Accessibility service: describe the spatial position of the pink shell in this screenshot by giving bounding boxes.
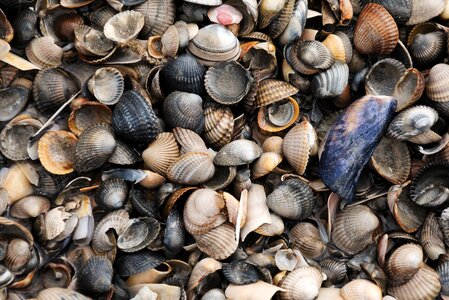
[208,4,243,25]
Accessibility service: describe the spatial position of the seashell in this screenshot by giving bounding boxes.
[311,61,349,99]
[254,212,284,236]
[254,79,298,108]
[116,250,164,278]
[204,61,251,105]
[183,188,226,235]
[36,287,90,300]
[437,260,449,296]
[174,21,197,47]
[160,53,206,95]
[365,59,406,96]
[142,132,180,176]
[277,0,308,46]
[133,0,176,37]
[202,289,226,300]
[222,260,260,285]
[193,222,237,260]
[322,32,353,64]
[319,95,397,201]
[45,207,72,241]
[203,105,234,150]
[87,67,124,105]
[240,185,271,240]
[108,140,140,165]
[282,119,318,175]
[274,249,299,271]
[388,264,441,300]
[167,152,215,185]
[60,0,95,8]
[257,96,299,133]
[163,91,205,134]
[225,281,284,300]
[103,11,145,43]
[33,68,79,117]
[425,63,449,103]
[10,195,50,219]
[92,209,131,252]
[74,123,116,173]
[408,29,446,68]
[369,136,410,185]
[293,40,335,74]
[252,152,283,179]
[258,0,286,29]
[290,222,326,259]
[213,139,262,166]
[208,4,243,25]
[370,0,411,24]
[262,136,283,154]
[38,130,77,175]
[392,68,425,112]
[161,25,179,58]
[11,8,37,49]
[25,37,62,68]
[77,256,113,296]
[203,165,237,191]
[353,3,399,56]
[420,212,445,260]
[4,238,31,273]
[68,98,112,137]
[331,205,379,255]
[410,162,449,207]
[118,217,160,253]
[74,25,114,58]
[173,127,208,154]
[407,0,446,25]
[279,266,323,300]
[0,164,34,205]
[267,0,295,39]
[320,257,347,285]
[112,90,160,145]
[440,207,449,247]
[95,177,128,211]
[164,209,185,258]
[340,279,382,300]
[266,178,314,220]
[147,35,164,59]
[41,260,73,288]
[385,243,423,284]
[0,84,29,122]
[188,257,222,292]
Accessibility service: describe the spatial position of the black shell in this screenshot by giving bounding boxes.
[116,250,164,276]
[77,256,113,296]
[112,90,160,145]
[11,8,37,48]
[163,91,205,134]
[95,177,128,210]
[130,189,158,218]
[163,209,185,259]
[222,260,260,285]
[410,162,449,207]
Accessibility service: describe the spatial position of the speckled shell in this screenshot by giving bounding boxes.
[203,105,234,150]
[311,61,349,99]
[279,266,323,300]
[142,132,180,176]
[167,152,215,185]
[193,222,238,260]
[134,0,176,37]
[254,79,298,108]
[425,63,449,103]
[319,95,397,201]
[163,91,205,134]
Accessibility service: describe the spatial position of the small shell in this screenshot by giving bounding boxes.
[262,136,283,154]
[173,127,208,154]
[311,61,349,99]
[163,91,205,134]
[322,33,353,64]
[440,207,449,247]
[203,105,234,150]
[147,36,164,59]
[193,222,238,260]
[420,212,446,260]
[258,0,287,28]
[10,195,51,219]
[410,162,449,207]
[385,243,423,284]
[161,25,179,58]
[296,40,335,73]
[4,238,31,273]
[167,152,215,185]
[208,4,243,25]
[142,132,180,176]
[213,139,262,166]
[241,185,271,241]
[118,217,160,253]
[87,67,124,105]
[95,178,128,211]
[38,131,78,175]
[92,209,131,252]
[108,140,140,165]
[104,11,145,43]
[340,279,382,300]
[289,222,326,259]
[267,0,295,39]
[225,281,284,300]
[257,97,300,133]
[74,25,114,57]
[68,98,112,137]
[77,256,113,295]
[25,37,62,68]
[279,266,323,300]
[392,68,425,112]
[425,63,449,103]
[0,85,29,122]
[320,257,347,284]
[365,59,406,96]
[254,79,298,108]
[274,249,299,271]
[254,212,284,236]
[116,250,164,277]
[45,207,72,241]
[222,260,260,285]
[387,106,439,141]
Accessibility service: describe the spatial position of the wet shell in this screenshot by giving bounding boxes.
[266,178,314,220]
[222,260,259,285]
[36,288,90,300]
[425,63,449,103]
[163,91,205,134]
[320,257,347,284]
[385,243,423,284]
[167,152,215,185]
[87,67,124,105]
[203,105,234,150]
[340,279,382,300]
[387,105,438,141]
[279,266,323,300]
[77,256,113,296]
[213,139,262,166]
[289,222,326,259]
[38,131,78,175]
[142,132,180,176]
[112,90,160,145]
[407,0,446,25]
[95,178,128,211]
[193,222,238,260]
[103,11,145,43]
[134,0,176,37]
[25,37,62,68]
[0,85,29,122]
[254,79,298,108]
[353,3,399,55]
[420,212,446,260]
[365,59,406,96]
[311,61,349,99]
[408,30,446,68]
[10,195,51,219]
[331,205,379,255]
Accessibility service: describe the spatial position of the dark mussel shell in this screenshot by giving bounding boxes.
[163,208,186,259]
[319,95,397,201]
[112,90,160,145]
[410,162,449,207]
[11,8,37,49]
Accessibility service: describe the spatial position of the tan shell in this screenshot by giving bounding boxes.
[252,152,283,179]
[254,212,285,236]
[25,37,63,68]
[225,281,285,300]
[194,222,238,260]
[134,0,176,37]
[142,132,180,176]
[289,222,326,259]
[420,212,445,260]
[407,0,446,25]
[10,195,51,219]
[36,287,90,300]
[103,11,145,43]
[262,136,283,154]
[167,152,215,185]
[386,243,423,284]
[392,68,425,112]
[279,266,323,300]
[92,209,131,253]
[87,67,124,105]
[322,32,352,64]
[45,207,72,240]
[147,36,164,59]
[188,257,222,292]
[425,63,449,103]
[223,192,247,228]
[257,97,300,133]
[38,130,78,175]
[340,279,382,300]
[258,0,287,29]
[173,127,208,154]
[241,184,272,241]
[254,79,299,108]
[203,105,234,150]
[1,164,33,205]
[5,238,31,273]
[68,98,112,137]
[161,25,180,58]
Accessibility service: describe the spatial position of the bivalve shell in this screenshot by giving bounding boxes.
[25,37,62,68]
[163,91,205,134]
[213,139,262,166]
[311,61,349,99]
[133,0,176,37]
[38,130,78,175]
[254,79,298,108]
[203,105,234,150]
[142,132,180,176]
[193,222,237,260]
[167,152,215,185]
[425,63,449,102]
[87,67,124,106]
[279,266,323,300]
[340,279,382,300]
[103,11,145,43]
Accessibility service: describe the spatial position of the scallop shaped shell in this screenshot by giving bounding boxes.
[392,68,425,112]
[108,140,140,165]
[160,53,206,95]
[10,195,51,219]
[87,67,124,105]
[161,25,179,58]
[371,0,411,24]
[92,209,130,252]
[36,288,90,300]
[33,68,79,116]
[365,59,406,96]
[407,0,446,25]
[74,123,116,173]
[167,152,215,185]
[163,91,205,134]
[254,212,284,236]
[258,0,286,28]
[254,79,298,108]
[409,31,446,68]
[203,105,234,150]
[45,207,72,241]
[340,279,382,300]
[420,212,446,260]
[425,63,449,103]
[60,0,95,8]
[354,3,399,55]
[68,99,112,137]
[369,136,410,184]
[104,11,145,43]
[385,243,423,283]
[133,0,176,37]
[25,37,62,68]
[193,222,238,260]
[440,207,449,247]
[311,61,349,99]
[266,178,314,220]
[142,132,180,176]
[112,90,160,145]
[331,205,379,255]
[279,266,323,300]
[38,130,78,175]
[4,238,31,273]
[116,250,164,277]
[437,260,449,296]
[74,25,114,57]
[298,40,335,71]
[267,0,295,39]
[118,217,160,253]
[387,105,439,141]
[289,222,326,259]
[77,256,113,295]
[205,61,251,105]
[95,177,128,211]
[213,139,262,166]
[173,127,208,154]
[320,257,347,284]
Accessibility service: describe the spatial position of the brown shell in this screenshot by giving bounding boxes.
[392,68,425,112]
[254,79,298,108]
[134,0,176,37]
[279,266,323,300]
[391,184,428,233]
[267,0,295,39]
[173,127,208,154]
[142,132,180,176]
[252,152,283,179]
[193,222,237,260]
[385,243,423,284]
[10,195,51,219]
[420,212,445,260]
[38,130,78,175]
[68,98,112,137]
[257,97,300,133]
[161,25,180,58]
[167,152,215,185]
[289,222,326,259]
[425,63,449,103]
[103,11,145,43]
[25,37,63,68]
[354,3,399,55]
[147,35,164,59]
[203,105,234,150]
[340,279,382,300]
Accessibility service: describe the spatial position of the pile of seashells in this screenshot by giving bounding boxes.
[0,0,448,299]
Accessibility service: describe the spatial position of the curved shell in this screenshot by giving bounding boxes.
[365,59,406,96]
[297,40,335,72]
[36,288,91,300]
[320,257,347,284]
[133,0,176,37]
[163,91,205,134]
[77,256,113,295]
[4,238,31,273]
[103,11,145,43]
[142,132,180,176]
[25,36,62,68]
[279,267,323,300]
[340,279,382,300]
[387,106,439,141]
[425,63,449,102]
[420,212,446,260]
[74,25,114,57]
[193,222,238,260]
[118,217,160,253]
[385,243,423,283]
[68,99,112,137]
[87,67,124,105]
[254,79,298,108]
[257,96,300,133]
[267,0,295,39]
[116,250,164,277]
[354,3,399,55]
[203,105,234,150]
[254,212,284,236]
[173,127,208,154]
[38,130,78,175]
[322,32,353,64]
[92,209,131,252]
[222,260,260,285]
[161,25,179,58]
[0,85,29,122]
[108,140,140,165]
[289,222,326,259]
[95,177,128,211]
[167,152,215,185]
[407,0,446,25]
[213,139,262,166]
[311,61,349,99]
[392,68,425,112]
[266,178,314,220]
[258,0,287,29]
[252,152,283,179]
[409,30,446,68]
[10,195,51,219]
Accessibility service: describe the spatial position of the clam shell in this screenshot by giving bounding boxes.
[204,61,251,105]
[116,250,164,277]
[10,195,51,219]
[274,249,299,271]
[147,35,164,59]
[188,257,222,291]
[142,132,180,176]
[173,127,208,154]
[164,209,185,258]
[298,40,335,71]
[89,6,116,30]
[322,33,353,64]
[266,178,314,220]
[77,256,113,295]
[68,99,112,137]
[279,266,323,300]
[331,205,379,255]
[225,281,284,300]
[4,238,31,273]
[167,152,215,185]
[407,0,446,25]
[60,0,95,7]
[95,177,128,211]
[410,162,449,207]
[385,243,423,284]
[163,91,205,134]
[365,59,406,96]
[320,257,347,284]
[45,207,72,241]
[222,260,259,285]
[420,212,445,260]
[25,37,62,68]
[203,165,237,191]
[112,90,160,145]
[257,96,300,133]
[371,0,411,24]
[425,63,449,103]
[161,25,179,58]
[208,4,243,25]
[354,3,399,55]
[261,136,283,154]
[252,152,283,179]
[409,30,446,68]
[38,130,78,175]
[440,207,449,247]
[74,25,114,57]
[290,222,326,259]
[392,68,425,112]
[340,279,382,300]
[74,123,116,173]
[213,139,262,166]
[92,209,131,253]
[108,140,140,165]
[203,105,234,150]
[254,212,284,236]
[134,0,176,37]
[267,0,295,39]
[118,217,160,253]
[277,0,308,46]
[104,11,145,43]
[36,287,90,300]
[258,0,287,29]
[193,222,237,260]
[254,79,298,108]
[87,67,124,105]
[437,260,449,296]
[311,61,349,99]
[0,85,29,122]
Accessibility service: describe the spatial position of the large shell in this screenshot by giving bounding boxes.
[258,0,287,29]
[193,222,238,260]
[167,152,215,185]
[74,25,114,58]
[289,222,326,259]
[142,132,180,176]
[118,217,160,253]
[163,91,205,134]
[103,11,145,43]
[213,139,262,166]
[279,266,323,300]
[322,32,353,64]
[311,61,349,99]
[320,257,347,285]
[353,3,399,55]
[133,0,176,37]
[385,243,423,284]
[25,36,62,68]
[112,90,160,145]
[407,0,446,25]
[392,68,425,112]
[77,256,113,296]
[254,79,298,108]
[266,178,314,220]
[331,205,379,255]
[38,130,78,175]
[425,63,449,103]
[293,40,335,74]
[365,59,406,96]
[87,67,124,105]
[340,279,382,300]
[408,29,446,68]
[319,95,397,201]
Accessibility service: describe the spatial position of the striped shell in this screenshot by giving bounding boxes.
[254,79,298,108]
[167,152,215,185]
[142,132,180,176]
